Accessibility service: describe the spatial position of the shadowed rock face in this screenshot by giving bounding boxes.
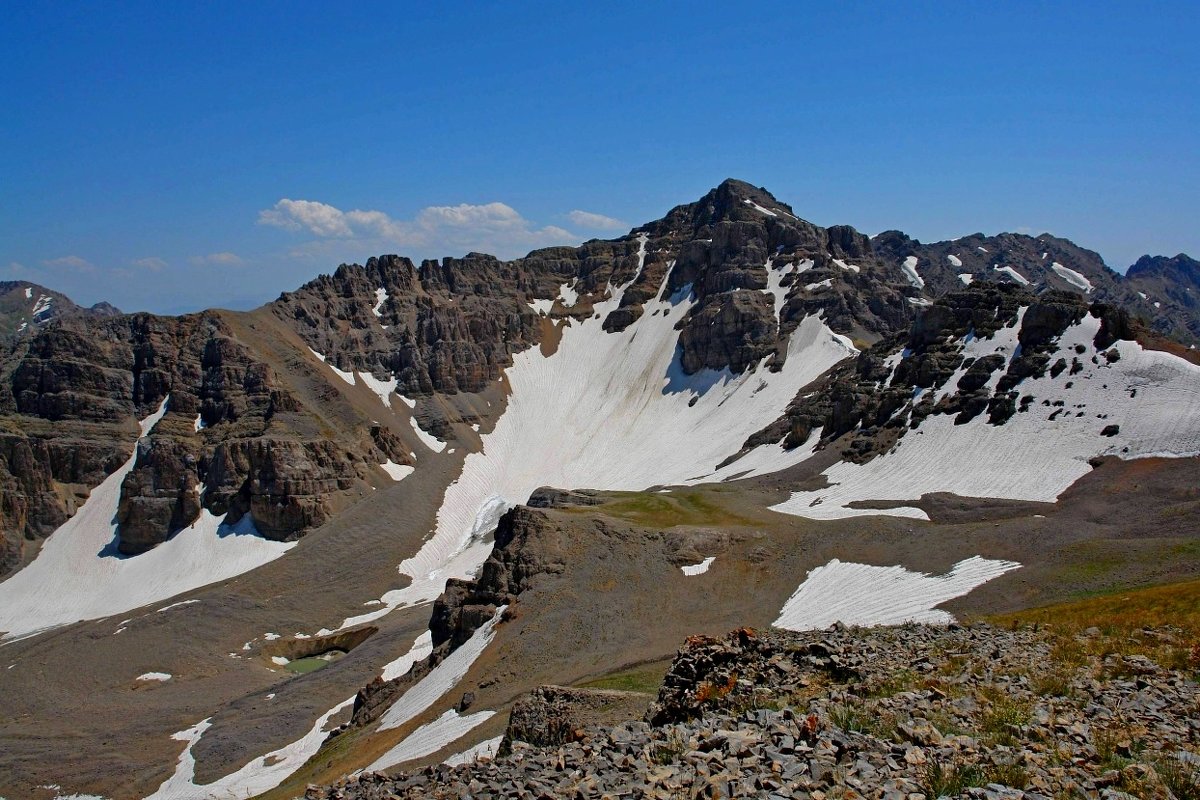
[0,310,384,568]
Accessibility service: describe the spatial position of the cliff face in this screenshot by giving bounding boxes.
[0,309,388,570]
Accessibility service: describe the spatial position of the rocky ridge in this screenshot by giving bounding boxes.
[4,179,1198,578]
[0,280,119,345]
[309,623,1200,800]
[0,309,394,573]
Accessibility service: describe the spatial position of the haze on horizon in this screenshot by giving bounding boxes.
[2,2,1197,315]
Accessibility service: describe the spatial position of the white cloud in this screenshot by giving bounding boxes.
[259,199,354,237]
[6,261,28,275]
[259,198,580,259]
[567,210,626,230]
[42,255,95,271]
[190,252,245,266]
[133,257,167,271]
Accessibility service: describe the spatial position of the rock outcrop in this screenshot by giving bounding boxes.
[310,623,1200,800]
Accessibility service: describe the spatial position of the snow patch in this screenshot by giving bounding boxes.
[23,287,32,299]
[380,461,415,482]
[805,278,833,291]
[372,287,388,318]
[377,608,505,732]
[559,281,579,308]
[773,556,1022,630]
[993,266,1031,286]
[0,400,295,641]
[444,735,503,767]
[369,709,496,772]
[1050,263,1093,293]
[742,198,778,217]
[833,259,860,274]
[409,416,447,453]
[901,256,925,289]
[309,348,355,384]
[358,371,399,408]
[958,273,974,286]
[137,672,172,682]
[681,556,715,576]
[145,698,354,800]
[156,600,199,613]
[527,299,555,315]
[977,246,989,253]
[771,313,1200,521]
[32,295,53,319]
[381,630,434,681]
[947,254,963,267]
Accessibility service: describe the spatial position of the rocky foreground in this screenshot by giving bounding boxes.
[308,622,1199,800]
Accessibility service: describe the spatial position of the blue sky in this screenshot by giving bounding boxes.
[2,2,1197,314]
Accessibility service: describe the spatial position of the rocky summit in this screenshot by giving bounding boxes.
[1,180,1198,800]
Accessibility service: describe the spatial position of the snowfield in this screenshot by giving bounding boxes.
[345,239,858,628]
[773,556,1021,630]
[771,312,1200,521]
[0,399,295,641]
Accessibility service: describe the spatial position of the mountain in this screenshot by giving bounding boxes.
[0,180,1198,800]
[0,280,120,344]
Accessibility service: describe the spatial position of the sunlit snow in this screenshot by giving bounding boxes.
[409,416,447,453]
[444,736,503,767]
[558,281,579,307]
[958,273,974,285]
[137,672,172,682]
[358,371,399,408]
[742,199,778,217]
[380,630,433,681]
[380,461,415,481]
[771,313,1200,521]
[0,400,295,640]
[145,698,354,800]
[336,241,855,634]
[681,556,715,576]
[993,266,1031,286]
[773,556,1021,630]
[1050,262,1093,293]
[947,255,963,267]
[901,256,925,289]
[368,709,496,773]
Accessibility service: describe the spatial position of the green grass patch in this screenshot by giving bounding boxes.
[578,661,670,694]
[283,651,345,674]
[568,488,753,529]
